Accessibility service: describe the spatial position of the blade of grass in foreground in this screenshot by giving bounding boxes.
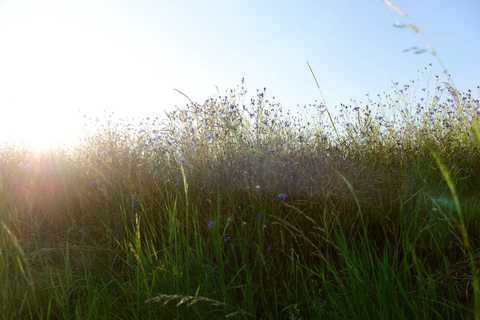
[425,138,479,319]
[307,61,338,138]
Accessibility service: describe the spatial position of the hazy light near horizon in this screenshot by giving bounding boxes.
[0,1,177,151]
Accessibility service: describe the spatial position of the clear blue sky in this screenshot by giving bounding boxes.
[0,0,478,148]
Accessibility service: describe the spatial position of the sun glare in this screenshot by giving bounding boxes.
[1,111,83,152]
[0,0,164,152]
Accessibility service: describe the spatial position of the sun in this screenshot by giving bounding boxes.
[0,0,178,153]
[0,1,117,152]
[0,111,83,152]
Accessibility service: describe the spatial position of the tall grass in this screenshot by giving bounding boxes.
[1,66,479,319]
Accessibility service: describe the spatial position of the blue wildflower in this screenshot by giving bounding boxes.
[278,193,286,199]
[179,157,185,164]
[208,221,215,228]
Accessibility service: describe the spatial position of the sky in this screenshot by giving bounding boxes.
[0,0,478,150]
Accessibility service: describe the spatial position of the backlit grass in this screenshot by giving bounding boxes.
[1,65,479,319]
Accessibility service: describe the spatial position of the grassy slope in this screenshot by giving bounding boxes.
[1,72,480,319]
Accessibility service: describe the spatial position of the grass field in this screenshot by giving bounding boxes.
[1,64,480,319]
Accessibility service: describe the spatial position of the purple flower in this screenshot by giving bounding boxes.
[91,181,97,185]
[179,157,185,164]
[257,211,264,219]
[208,221,215,228]
[165,180,170,184]
[206,134,212,139]
[278,193,286,199]
[269,149,275,153]
[224,236,230,242]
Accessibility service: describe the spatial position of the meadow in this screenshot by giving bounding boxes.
[1,66,480,319]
